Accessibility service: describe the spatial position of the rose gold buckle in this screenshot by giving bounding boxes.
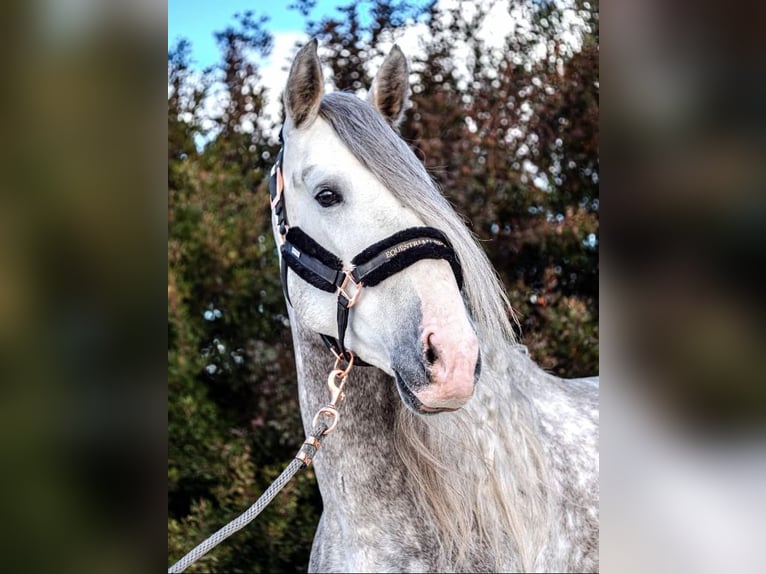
[337,271,363,307]
[270,166,284,210]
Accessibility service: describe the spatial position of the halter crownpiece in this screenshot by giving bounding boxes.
[268,130,463,362]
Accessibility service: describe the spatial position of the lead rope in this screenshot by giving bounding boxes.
[168,355,355,574]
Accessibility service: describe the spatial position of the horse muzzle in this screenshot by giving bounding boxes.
[393,324,481,415]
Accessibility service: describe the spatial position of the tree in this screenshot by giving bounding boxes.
[396,0,599,375]
[168,13,320,573]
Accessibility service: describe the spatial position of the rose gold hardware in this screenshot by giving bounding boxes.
[295,450,312,466]
[270,167,284,210]
[333,352,355,378]
[303,436,320,449]
[337,271,363,307]
[312,406,340,435]
[326,369,347,407]
[310,366,352,435]
[294,435,322,467]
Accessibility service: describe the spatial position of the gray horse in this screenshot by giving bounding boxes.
[273,40,598,573]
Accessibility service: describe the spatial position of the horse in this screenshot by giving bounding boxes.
[271,39,598,573]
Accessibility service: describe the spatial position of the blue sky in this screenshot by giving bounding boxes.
[168,0,345,70]
[168,0,524,141]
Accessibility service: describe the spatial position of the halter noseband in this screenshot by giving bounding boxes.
[268,130,463,362]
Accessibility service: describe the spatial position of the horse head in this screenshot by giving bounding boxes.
[275,39,480,414]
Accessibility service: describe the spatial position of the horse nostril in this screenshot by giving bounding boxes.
[425,334,438,366]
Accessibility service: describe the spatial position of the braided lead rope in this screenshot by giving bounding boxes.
[168,422,329,573]
[169,361,353,573]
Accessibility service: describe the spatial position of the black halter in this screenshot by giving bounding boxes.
[268,130,463,363]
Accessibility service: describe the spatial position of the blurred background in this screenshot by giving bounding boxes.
[167,1,597,571]
[2,0,764,572]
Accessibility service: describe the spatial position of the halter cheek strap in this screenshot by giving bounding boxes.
[269,136,463,362]
[281,228,343,293]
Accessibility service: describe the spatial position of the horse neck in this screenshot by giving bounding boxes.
[289,317,406,478]
[289,316,548,571]
[289,319,447,567]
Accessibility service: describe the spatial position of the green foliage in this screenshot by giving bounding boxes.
[399,0,599,376]
[168,15,317,571]
[168,1,599,571]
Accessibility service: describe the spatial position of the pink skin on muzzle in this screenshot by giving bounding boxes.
[412,265,479,411]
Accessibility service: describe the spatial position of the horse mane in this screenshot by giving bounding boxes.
[318,92,553,572]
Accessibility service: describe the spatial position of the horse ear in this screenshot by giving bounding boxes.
[284,39,324,129]
[367,45,409,129]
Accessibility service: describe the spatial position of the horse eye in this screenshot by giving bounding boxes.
[315,188,342,208]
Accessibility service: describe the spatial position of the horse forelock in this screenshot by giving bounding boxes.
[317,92,518,351]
